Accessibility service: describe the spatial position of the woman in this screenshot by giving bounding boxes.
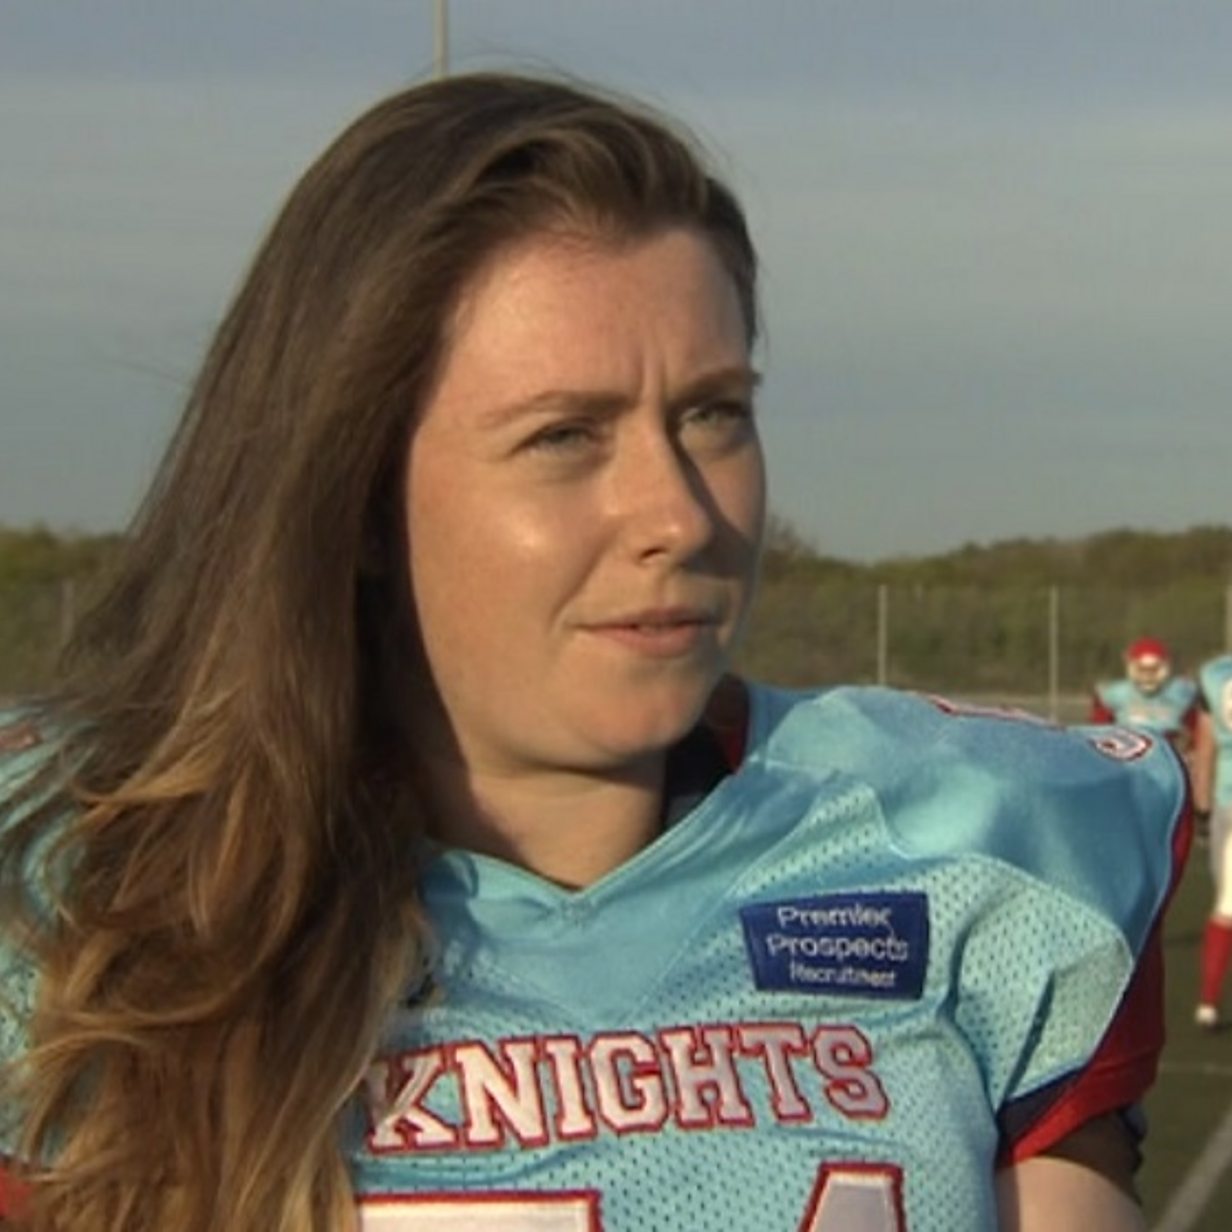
[0,73,1189,1231]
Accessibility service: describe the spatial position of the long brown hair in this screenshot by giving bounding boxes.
[0,73,758,1231]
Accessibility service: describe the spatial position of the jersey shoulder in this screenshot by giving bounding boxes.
[1200,655,1232,697]
[747,683,1188,951]
[1199,657,1232,744]
[1093,678,1130,710]
[1162,675,1199,707]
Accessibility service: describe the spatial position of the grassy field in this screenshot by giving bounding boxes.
[1140,846,1232,1231]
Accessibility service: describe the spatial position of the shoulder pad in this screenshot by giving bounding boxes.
[1200,655,1232,694]
[749,685,1188,953]
[1165,676,1198,705]
[1093,680,1119,708]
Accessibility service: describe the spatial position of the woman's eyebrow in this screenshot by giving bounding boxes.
[479,365,762,431]
[668,365,763,410]
[477,388,628,431]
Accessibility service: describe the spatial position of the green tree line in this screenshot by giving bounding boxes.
[737,518,1232,694]
[2,520,1230,698]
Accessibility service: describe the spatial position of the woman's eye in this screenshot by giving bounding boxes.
[681,399,756,443]
[693,398,751,423]
[523,422,596,454]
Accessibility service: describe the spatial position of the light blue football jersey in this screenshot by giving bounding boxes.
[1198,655,1232,807]
[349,686,1187,1232]
[0,691,1189,1229]
[1093,675,1197,739]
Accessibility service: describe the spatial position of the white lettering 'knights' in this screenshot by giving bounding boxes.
[365,1022,887,1154]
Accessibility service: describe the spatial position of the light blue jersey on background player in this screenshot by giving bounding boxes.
[1091,637,1199,750]
[1092,675,1198,739]
[1195,654,1232,1026]
[335,686,1188,1231]
[1197,655,1232,808]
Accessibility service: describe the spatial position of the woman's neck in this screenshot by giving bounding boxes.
[423,756,667,890]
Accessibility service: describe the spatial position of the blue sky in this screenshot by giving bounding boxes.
[1,1,1230,561]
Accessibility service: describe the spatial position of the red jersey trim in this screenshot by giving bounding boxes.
[704,675,750,770]
[1089,693,1115,724]
[0,1161,30,1219]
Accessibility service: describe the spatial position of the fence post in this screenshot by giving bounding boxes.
[876,583,888,686]
[59,577,76,651]
[433,0,450,78]
[1048,585,1060,720]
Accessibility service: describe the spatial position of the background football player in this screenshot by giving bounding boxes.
[1091,636,1200,757]
[1193,651,1232,1027]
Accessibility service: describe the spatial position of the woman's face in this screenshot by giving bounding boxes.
[403,226,765,778]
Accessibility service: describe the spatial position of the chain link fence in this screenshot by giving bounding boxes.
[736,577,1232,720]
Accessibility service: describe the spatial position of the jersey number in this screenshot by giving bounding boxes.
[358,1164,905,1230]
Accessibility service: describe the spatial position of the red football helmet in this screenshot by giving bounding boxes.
[1125,636,1171,695]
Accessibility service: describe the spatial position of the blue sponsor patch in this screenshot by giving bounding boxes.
[740,892,929,1000]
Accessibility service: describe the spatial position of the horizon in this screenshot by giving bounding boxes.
[5,515,1230,572]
